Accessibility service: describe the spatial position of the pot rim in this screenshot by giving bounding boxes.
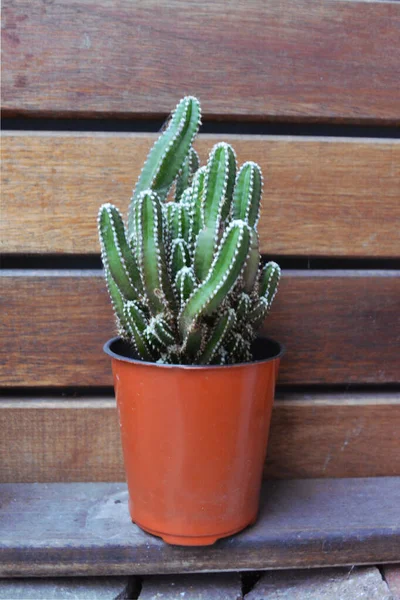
[103,335,285,370]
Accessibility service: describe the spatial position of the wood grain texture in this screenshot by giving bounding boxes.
[1,271,399,386]
[0,393,399,483]
[2,1,400,122]
[266,393,400,480]
[2,133,400,257]
[1,478,400,576]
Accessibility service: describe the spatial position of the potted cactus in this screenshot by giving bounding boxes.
[99,96,284,546]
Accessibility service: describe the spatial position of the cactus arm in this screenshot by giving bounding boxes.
[202,143,236,228]
[152,317,175,346]
[188,166,206,249]
[170,239,190,282]
[242,229,260,293]
[98,203,140,300]
[226,332,252,363]
[174,266,196,306]
[248,262,281,328]
[193,226,216,281]
[168,203,191,244]
[179,187,194,208]
[124,300,148,332]
[136,191,175,315]
[220,146,237,222]
[236,292,252,321]
[197,308,236,364]
[182,325,206,361]
[180,204,192,244]
[123,301,154,361]
[193,143,237,281]
[175,147,200,202]
[129,195,142,263]
[128,96,201,236]
[259,261,281,305]
[248,297,268,329]
[164,202,177,251]
[232,161,262,228]
[179,220,251,339]
[167,203,182,241]
[104,267,127,332]
[144,315,175,352]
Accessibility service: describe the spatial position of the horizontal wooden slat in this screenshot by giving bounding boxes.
[1,478,400,576]
[266,393,400,479]
[2,1,400,121]
[0,393,399,483]
[2,133,399,257]
[1,270,399,386]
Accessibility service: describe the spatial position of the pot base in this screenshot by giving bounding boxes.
[133,517,257,546]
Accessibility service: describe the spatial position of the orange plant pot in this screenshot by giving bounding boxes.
[104,336,284,546]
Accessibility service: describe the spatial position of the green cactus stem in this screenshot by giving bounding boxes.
[225,332,252,363]
[104,267,127,331]
[192,227,216,282]
[249,261,281,328]
[188,166,206,248]
[248,297,268,328]
[136,191,174,315]
[259,261,281,304]
[98,203,141,300]
[179,220,251,339]
[232,161,262,227]
[128,96,201,236]
[242,229,260,293]
[175,266,196,306]
[170,239,190,282]
[193,143,237,281]
[124,301,154,361]
[182,325,206,361]
[197,308,236,364]
[175,147,200,202]
[236,292,252,321]
[145,314,175,351]
[167,203,191,245]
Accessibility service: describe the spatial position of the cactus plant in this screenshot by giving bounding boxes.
[98,96,281,365]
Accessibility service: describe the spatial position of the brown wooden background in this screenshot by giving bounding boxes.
[1,0,399,483]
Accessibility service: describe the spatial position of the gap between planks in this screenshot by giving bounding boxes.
[1,392,399,410]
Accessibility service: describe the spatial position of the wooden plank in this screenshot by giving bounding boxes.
[0,393,399,483]
[266,393,400,479]
[2,133,400,257]
[0,399,124,484]
[1,478,400,576]
[1,270,399,386]
[2,1,400,122]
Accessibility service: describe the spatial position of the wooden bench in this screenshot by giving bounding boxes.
[1,0,399,577]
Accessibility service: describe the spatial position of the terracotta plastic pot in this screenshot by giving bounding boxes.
[104,335,284,546]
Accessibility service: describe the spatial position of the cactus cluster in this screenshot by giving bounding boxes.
[98,96,280,365]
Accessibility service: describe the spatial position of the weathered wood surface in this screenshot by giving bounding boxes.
[0,393,399,483]
[1,270,399,386]
[2,133,399,257]
[266,393,400,480]
[2,1,400,121]
[1,478,399,576]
